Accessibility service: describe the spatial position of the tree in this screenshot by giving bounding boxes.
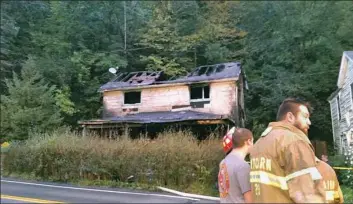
[138,1,193,76]
[188,1,246,64]
[0,1,50,95]
[138,1,245,77]
[0,58,62,141]
[239,1,353,141]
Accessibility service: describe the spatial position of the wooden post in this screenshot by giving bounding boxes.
[124,123,129,140]
[82,125,87,138]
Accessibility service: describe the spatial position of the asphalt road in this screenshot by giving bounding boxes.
[1,178,216,203]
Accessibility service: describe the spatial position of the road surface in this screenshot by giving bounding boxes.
[1,177,215,203]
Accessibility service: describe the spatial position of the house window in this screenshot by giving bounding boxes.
[350,83,353,108]
[190,85,210,101]
[124,91,141,105]
[337,95,341,120]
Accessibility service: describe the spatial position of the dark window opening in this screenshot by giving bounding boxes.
[216,64,225,73]
[190,85,210,101]
[191,87,203,99]
[204,85,210,98]
[205,66,215,76]
[122,73,134,82]
[337,95,341,120]
[197,66,208,75]
[124,91,141,104]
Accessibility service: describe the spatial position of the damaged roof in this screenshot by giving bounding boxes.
[82,110,231,124]
[162,62,242,84]
[99,62,242,92]
[99,71,165,92]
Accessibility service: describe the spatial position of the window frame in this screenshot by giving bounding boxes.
[189,84,210,102]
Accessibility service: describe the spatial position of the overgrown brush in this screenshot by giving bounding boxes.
[3,128,223,195]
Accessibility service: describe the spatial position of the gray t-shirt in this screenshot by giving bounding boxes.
[218,152,251,203]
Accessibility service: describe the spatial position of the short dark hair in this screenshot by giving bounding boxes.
[276,97,312,121]
[232,128,253,148]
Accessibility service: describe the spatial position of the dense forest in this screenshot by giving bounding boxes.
[1,1,352,144]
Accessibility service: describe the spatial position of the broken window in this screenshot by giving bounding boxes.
[190,85,210,101]
[124,91,141,104]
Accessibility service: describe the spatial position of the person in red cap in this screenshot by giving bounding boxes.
[218,127,254,203]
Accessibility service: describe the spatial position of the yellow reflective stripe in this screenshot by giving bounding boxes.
[250,171,288,190]
[250,167,322,191]
[333,166,353,170]
[286,167,322,181]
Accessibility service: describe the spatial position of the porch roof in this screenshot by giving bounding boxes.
[79,110,233,127]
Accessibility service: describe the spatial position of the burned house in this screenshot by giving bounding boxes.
[78,62,248,139]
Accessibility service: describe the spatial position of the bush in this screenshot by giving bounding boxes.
[329,154,353,187]
[2,128,223,195]
[341,186,353,203]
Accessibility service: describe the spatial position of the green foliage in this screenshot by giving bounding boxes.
[0,0,352,147]
[0,1,50,95]
[138,1,245,77]
[3,129,223,195]
[138,1,192,76]
[329,153,353,188]
[0,58,62,141]
[54,86,76,116]
[240,1,353,141]
[342,186,353,203]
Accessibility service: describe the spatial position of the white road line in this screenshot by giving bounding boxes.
[158,186,220,201]
[1,179,200,201]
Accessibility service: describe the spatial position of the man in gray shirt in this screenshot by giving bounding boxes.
[218,128,253,203]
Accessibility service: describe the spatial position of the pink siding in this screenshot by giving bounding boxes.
[103,81,237,117]
[196,81,236,115]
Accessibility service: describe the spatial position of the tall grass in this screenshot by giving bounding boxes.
[3,128,224,195]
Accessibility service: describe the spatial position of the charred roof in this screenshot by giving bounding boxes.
[81,110,232,124]
[161,62,241,84]
[99,62,242,92]
[99,71,165,92]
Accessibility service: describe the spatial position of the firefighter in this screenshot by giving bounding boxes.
[218,127,253,203]
[316,157,344,203]
[250,97,326,203]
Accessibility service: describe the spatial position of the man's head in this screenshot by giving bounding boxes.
[232,128,254,154]
[276,97,312,135]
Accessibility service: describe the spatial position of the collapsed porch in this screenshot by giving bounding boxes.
[78,110,235,140]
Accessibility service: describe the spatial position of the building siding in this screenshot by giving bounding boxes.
[330,55,353,153]
[102,81,237,118]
